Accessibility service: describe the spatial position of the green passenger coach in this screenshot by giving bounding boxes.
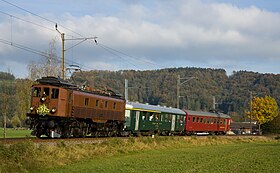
[125,102,186,136]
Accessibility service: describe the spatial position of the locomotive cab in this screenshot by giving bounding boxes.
[29,85,68,117]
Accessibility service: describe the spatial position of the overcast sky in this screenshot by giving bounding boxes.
[0,0,280,78]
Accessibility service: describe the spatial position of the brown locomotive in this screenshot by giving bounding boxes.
[26,76,125,138]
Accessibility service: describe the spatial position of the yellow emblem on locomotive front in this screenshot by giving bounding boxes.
[36,104,50,116]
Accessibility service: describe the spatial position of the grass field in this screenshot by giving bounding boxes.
[1,135,279,173]
[0,128,32,138]
[39,138,280,173]
[41,142,280,173]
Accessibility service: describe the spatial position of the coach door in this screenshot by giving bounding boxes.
[135,111,140,131]
[171,115,176,131]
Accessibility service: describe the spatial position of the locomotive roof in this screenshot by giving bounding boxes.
[36,76,76,88]
[126,102,185,115]
[36,76,123,99]
[185,110,231,119]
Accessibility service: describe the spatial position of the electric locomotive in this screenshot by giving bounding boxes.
[26,76,125,138]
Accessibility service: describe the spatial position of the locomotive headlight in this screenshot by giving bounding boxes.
[50,108,57,113]
[30,106,34,111]
[41,97,46,102]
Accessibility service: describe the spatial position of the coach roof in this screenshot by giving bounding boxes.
[126,102,185,115]
[185,110,231,119]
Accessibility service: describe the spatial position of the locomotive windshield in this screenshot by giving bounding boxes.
[33,87,41,97]
[43,87,50,96]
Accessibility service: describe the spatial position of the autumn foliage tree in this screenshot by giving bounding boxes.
[247,96,279,131]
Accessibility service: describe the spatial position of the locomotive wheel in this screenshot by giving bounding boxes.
[35,129,43,138]
[61,128,71,138]
[36,132,42,138]
[73,128,80,138]
[80,128,87,138]
[91,131,99,138]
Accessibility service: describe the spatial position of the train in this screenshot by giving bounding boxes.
[26,76,231,138]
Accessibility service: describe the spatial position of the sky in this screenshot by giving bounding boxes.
[0,0,280,78]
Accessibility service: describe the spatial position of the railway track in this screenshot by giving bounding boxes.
[0,136,115,145]
[0,134,270,146]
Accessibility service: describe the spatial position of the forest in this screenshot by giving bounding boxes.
[0,67,280,131]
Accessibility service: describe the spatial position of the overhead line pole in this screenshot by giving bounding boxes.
[177,75,196,109]
[55,24,96,79]
[62,33,65,79]
[250,91,253,133]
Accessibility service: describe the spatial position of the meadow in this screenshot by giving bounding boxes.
[43,142,280,173]
[0,128,32,138]
[0,135,279,173]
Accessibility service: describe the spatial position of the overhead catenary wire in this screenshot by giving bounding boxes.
[0,38,50,58]
[1,0,165,72]
[98,43,166,69]
[0,37,92,71]
[0,10,55,32]
[98,43,142,70]
[1,0,84,38]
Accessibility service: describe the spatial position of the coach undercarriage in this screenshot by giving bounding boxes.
[27,116,124,138]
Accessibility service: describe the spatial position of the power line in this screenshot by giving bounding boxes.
[1,0,84,38]
[0,10,55,32]
[1,0,166,72]
[98,43,165,69]
[0,38,92,71]
[0,38,50,58]
[98,43,142,69]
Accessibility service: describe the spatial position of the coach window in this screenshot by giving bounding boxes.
[113,102,117,109]
[192,117,196,123]
[161,114,164,122]
[204,118,207,124]
[33,87,41,97]
[196,117,200,123]
[85,98,89,106]
[165,114,168,122]
[224,119,227,125]
[51,88,59,99]
[149,113,154,121]
[214,118,217,124]
[142,112,147,120]
[188,116,190,122]
[96,100,99,107]
[156,114,160,121]
[168,114,171,122]
[200,118,203,123]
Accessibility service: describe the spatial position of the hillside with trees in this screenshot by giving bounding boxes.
[1,67,280,132]
[71,68,280,117]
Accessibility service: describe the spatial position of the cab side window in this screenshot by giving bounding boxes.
[33,87,41,97]
[51,88,59,99]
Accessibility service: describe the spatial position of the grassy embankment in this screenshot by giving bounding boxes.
[0,128,32,138]
[0,135,280,173]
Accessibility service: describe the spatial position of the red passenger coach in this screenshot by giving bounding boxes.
[184,110,231,135]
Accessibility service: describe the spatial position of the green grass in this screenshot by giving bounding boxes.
[0,128,32,138]
[1,136,279,173]
[40,139,280,173]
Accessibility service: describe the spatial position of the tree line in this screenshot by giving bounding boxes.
[0,67,279,132]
